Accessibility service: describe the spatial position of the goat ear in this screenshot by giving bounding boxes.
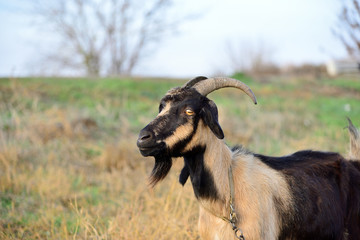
[201,100,224,139]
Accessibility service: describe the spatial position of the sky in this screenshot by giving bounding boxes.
[0,0,347,78]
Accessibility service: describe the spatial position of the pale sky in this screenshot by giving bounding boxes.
[0,0,347,78]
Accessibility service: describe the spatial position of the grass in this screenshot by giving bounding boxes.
[0,75,360,239]
[322,77,360,91]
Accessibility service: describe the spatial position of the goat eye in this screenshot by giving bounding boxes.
[185,109,195,116]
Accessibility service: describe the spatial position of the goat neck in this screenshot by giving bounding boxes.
[183,122,233,216]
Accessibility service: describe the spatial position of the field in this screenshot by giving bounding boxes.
[0,76,360,239]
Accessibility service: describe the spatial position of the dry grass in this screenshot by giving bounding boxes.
[0,78,200,239]
[0,76,359,239]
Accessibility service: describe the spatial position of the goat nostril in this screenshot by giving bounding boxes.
[141,134,151,141]
[138,130,154,146]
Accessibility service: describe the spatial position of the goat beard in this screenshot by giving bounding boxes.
[149,153,172,187]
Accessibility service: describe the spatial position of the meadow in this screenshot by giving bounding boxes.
[0,75,360,239]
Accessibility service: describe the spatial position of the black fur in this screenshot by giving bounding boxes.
[138,87,224,187]
[179,162,190,185]
[147,116,198,185]
[150,153,172,186]
[183,146,220,201]
[255,150,360,239]
[201,100,224,139]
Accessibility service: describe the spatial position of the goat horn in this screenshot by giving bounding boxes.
[187,77,257,104]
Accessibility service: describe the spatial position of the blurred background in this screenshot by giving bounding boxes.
[0,0,359,239]
[1,0,359,78]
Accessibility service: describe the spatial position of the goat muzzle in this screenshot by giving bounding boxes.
[137,128,165,156]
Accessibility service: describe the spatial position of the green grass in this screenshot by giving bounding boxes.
[323,77,360,91]
[309,97,359,126]
[3,76,358,132]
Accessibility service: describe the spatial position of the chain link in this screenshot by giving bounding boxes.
[228,165,245,240]
[234,228,245,240]
[229,202,245,240]
[230,218,245,240]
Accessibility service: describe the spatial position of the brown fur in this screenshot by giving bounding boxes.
[164,122,194,149]
[193,121,292,240]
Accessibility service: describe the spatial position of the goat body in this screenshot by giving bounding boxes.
[137,77,360,240]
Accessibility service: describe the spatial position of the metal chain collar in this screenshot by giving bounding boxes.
[228,166,245,240]
[198,166,245,239]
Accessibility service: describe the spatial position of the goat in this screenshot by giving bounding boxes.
[137,76,360,240]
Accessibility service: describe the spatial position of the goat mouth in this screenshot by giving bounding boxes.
[138,143,166,157]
